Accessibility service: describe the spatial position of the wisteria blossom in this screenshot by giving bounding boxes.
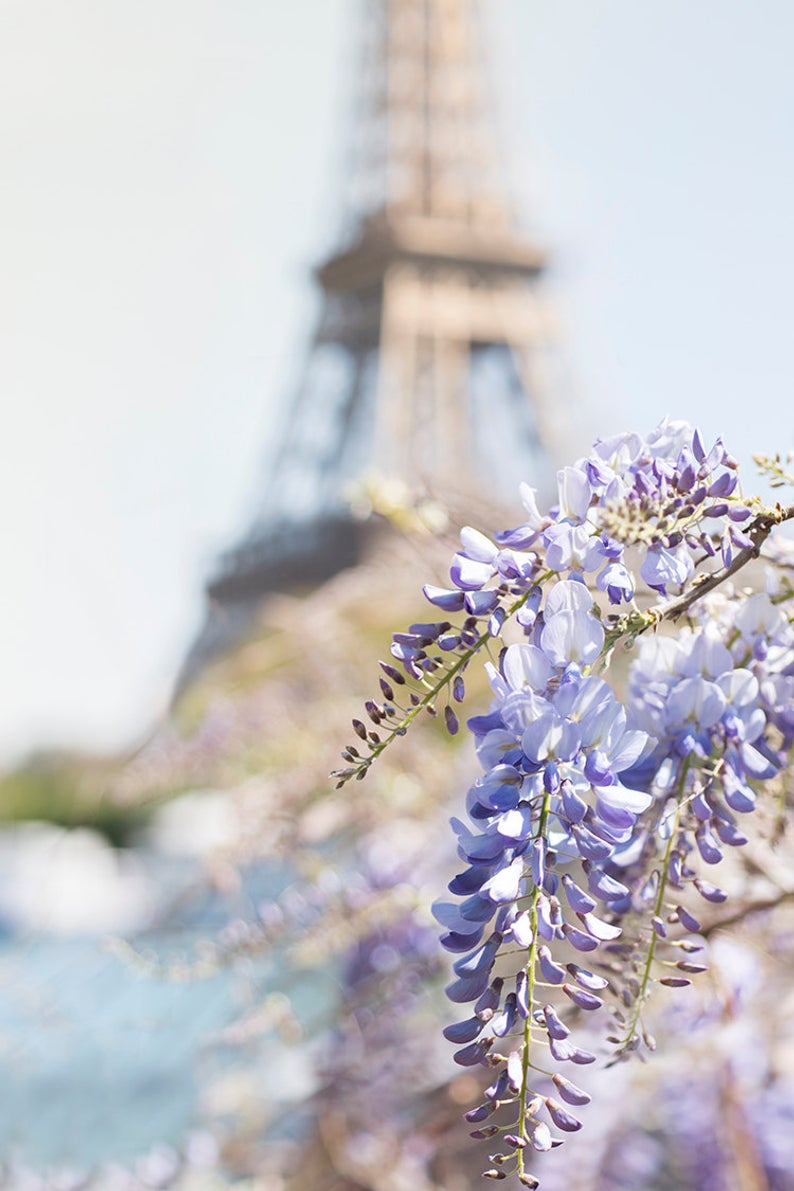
[339,420,794,1186]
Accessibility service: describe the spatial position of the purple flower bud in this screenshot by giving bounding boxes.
[677,459,696,491]
[691,790,713,821]
[563,923,599,952]
[464,590,500,616]
[446,970,493,1003]
[677,960,708,974]
[459,891,500,920]
[703,437,728,469]
[713,819,748,847]
[563,982,603,1011]
[485,1070,510,1102]
[552,1073,591,1106]
[507,1049,524,1092]
[676,906,702,933]
[545,1098,583,1132]
[549,1036,576,1062]
[582,815,623,848]
[453,934,502,979]
[465,1102,497,1123]
[482,858,525,905]
[448,865,492,896]
[379,660,406,685]
[537,944,566,984]
[544,761,561,794]
[549,1036,595,1064]
[597,560,635,605]
[694,878,727,903]
[536,895,562,941]
[423,584,466,610]
[542,1003,570,1040]
[489,607,507,637]
[516,970,530,1018]
[584,750,615,786]
[729,526,754,551]
[441,927,485,953]
[443,1016,485,1044]
[596,799,637,833]
[525,1094,544,1117]
[454,1038,493,1066]
[572,823,611,861]
[576,911,622,941]
[695,824,723,865]
[668,851,683,887]
[543,871,559,896]
[392,632,427,649]
[444,705,460,735]
[391,641,422,665]
[531,838,546,887]
[475,978,504,1017]
[723,775,756,813]
[585,866,629,902]
[410,620,449,640]
[507,911,533,950]
[707,471,735,498]
[453,675,466,702]
[470,1126,500,1139]
[652,916,667,939]
[495,902,519,934]
[566,962,608,991]
[659,976,691,988]
[561,780,588,824]
[493,993,518,1038]
[529,1122,553,1152]
[562,874,596,914]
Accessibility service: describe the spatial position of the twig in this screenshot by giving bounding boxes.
[701,887,794,938]
[648,504,794,628]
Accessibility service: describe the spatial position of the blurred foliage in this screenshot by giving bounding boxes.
[0,753,151,846]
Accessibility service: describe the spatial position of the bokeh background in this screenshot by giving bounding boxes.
[1,2,794,1188]
[3,0,794,758]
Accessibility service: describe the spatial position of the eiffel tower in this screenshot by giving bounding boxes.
[191,0,563,670]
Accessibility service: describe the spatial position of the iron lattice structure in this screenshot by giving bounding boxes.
[195,0,565,665]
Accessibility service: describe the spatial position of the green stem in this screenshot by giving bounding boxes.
[517,791,551,1180]
[615,759,690,1056]
[337,588,535,785]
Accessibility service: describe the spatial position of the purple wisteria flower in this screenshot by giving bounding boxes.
[588,591,794,1060]
[340,417,794,1187]
[436,580,655,1183]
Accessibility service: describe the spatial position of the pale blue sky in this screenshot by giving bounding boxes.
[1,0,792,761]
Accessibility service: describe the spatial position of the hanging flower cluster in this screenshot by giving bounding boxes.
[337,420,794,1186]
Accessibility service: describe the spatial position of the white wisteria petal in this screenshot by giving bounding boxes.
[459,526,498,562]
[503,643,553,693]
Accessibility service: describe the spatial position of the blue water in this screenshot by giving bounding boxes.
[0,934,238,1168]
[0,841,336,1173]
